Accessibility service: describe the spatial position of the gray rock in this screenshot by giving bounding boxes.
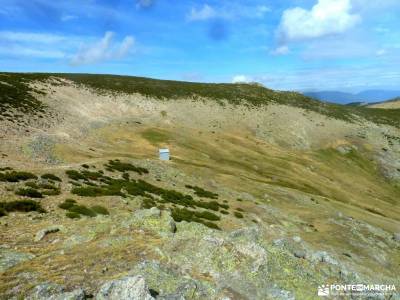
[26,283,85,300]
[393,233,400,242]
[293,250,306,259]
[34,226,62,242]
[96,275,155,300]
[292,236,302,243]
[310,251,338,265]
[134,207,161,219]
[0,249,35,272]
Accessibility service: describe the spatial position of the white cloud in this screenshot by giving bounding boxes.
[271,46,290,55]
[376,49,387,56]
[70,31,135,66]
[0,45,65,59]
[61,15,77,22]
[187,4,217,21]
[187,4,270,22]
[136,0,155,9]
[232,75,252,83]
[0,31,65,44]
[278,0,361,42]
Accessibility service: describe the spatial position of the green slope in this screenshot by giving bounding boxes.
[1,72,399,128]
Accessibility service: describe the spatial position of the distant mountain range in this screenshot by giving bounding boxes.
[303,90,400,104]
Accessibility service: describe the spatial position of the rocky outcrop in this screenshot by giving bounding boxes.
[96,275,154,300]
[0,249,34,272]
[34,226,62,242]
[26,283,85,300]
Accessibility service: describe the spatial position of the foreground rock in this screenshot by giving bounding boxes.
[26,283,85,300]
[0,249,35,272]
[96,275,154,300]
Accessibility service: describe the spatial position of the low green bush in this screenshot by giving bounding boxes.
[220,210,229,215]
[91,205,109,215]
[66,170,86,181]
[0,200,45,213]
[0,207,7,217]
[41,173,62,182]
[66,212,81,219]
[171,208,220,230]
[15,188,43,198]
[68,205,97,217]
[25,181,39,189]
[105,160,149,175]
[58,199,76,210]
[194,210,220,221]
[234,211,244,218]
[0,171,37,182]
[185,185,218,199]
[42,188,61,196]
[81,164,90,169]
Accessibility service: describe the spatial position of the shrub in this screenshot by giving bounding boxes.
[219,203,229,210]
[236,208,244,212]
[141,198,156,209]
[105,160,149,175]
[68,205,97,217]
[66,212,81,219]
[0,207,7,217]
[0,200,45,213]
[81,164,90,169]
[185,185,218,199]
[66,170,86,181]
[220,210,229,215]
[15,188,43,198]
[42,188,61,196]
[41,173,62,182]
[234,211,244,218]
[0,167,13,171]
[59,199,76,210]
[25,181,39,189]
[91,205,110,215]
[195,200,220,211]
[194,210,220,221]
[0,171,37,182]
[199,220,221,230]
[171,208,220,229]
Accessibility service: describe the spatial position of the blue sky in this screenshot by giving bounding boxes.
[0,0,399,92]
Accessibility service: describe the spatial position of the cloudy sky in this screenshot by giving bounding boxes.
[0,0,399,92]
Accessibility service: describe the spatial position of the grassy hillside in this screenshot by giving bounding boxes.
[1,72,399,128]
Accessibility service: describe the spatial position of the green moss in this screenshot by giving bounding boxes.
[41,173,62,182]
[91,205,110,215]
[15,188,43,198]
